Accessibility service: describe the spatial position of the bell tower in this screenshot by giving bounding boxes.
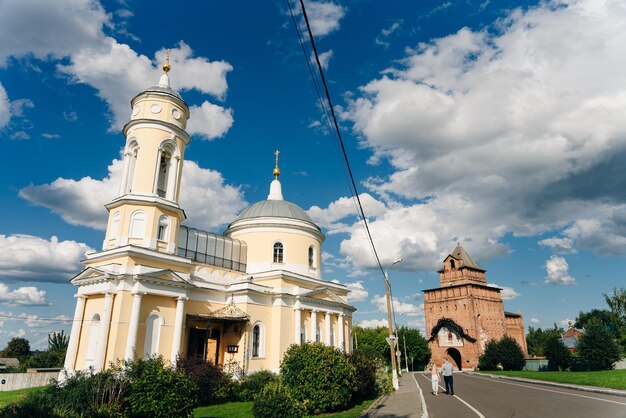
[102,51,190,254]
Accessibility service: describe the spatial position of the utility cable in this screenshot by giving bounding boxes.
[292,0,386,278]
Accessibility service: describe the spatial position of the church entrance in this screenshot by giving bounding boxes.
[447,347,462,370]
[187,326,221,365]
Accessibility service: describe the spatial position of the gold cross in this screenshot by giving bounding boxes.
[274,149,280,167]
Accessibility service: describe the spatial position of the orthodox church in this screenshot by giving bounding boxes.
[423,245,527,370]
[62,58,355,376]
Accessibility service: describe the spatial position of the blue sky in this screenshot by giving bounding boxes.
[1,0,625,350]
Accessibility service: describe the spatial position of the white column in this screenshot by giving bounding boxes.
[95,292,114,371]
[170,296,186,364]
[168,157,180,201]
[338,313,345,351]
[125,292,143,361]
[310,310,317,342]
[64,295,86,372]
[118,151,131,195]
[325,312,331,345]
[294,306,302,345]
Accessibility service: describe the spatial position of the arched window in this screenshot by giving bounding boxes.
[143,313,162,357]
[110,212,121,240]
[273,242,284,263]
[85,314,100,368]
[129,211,146,238]
[308,246,315,268]
[450,259,455,269]
[252,322,265,358]
[157,216,170,241]
[124,141,139,194]
[156,150,171,198]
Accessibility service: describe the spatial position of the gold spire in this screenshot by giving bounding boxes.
[163,49,171,74]
[273,149,280,179]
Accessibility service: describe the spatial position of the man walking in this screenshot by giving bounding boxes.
[441,358,454,395]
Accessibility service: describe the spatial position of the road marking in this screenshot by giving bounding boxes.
[420,373,486,418]
[411,372,429,418]
[466,374,626,406]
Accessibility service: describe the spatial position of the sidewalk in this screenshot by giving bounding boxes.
[361,372,425,418]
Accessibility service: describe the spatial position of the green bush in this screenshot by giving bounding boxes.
[280,342,355,414]
[478,339,500,370]
[238,370,279,402]
[126,356,198,417]
[499,336,526,371]
[348,350,390,401]
[177,357,231,405]
[478,336,525,371]
[576,320,622,371]
[252,381,304,418]
[544,335,571,371]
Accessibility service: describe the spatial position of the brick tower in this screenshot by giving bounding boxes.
[423,244,527,370]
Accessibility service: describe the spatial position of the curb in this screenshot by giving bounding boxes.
[468,372,626,398]
[359,393,390,417]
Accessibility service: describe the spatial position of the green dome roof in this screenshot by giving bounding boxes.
[233,199,314,224]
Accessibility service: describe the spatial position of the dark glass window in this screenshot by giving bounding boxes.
[273,242,284,263]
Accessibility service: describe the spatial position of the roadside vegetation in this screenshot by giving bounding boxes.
[480,370,626,390]
[0,339,403,418]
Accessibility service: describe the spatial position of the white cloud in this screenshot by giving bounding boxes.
[371,294,422,316]
[357,319,388,328]
[0,83,9,128]
[488,283,520,300]
[0,311,72,328]
[531,318,541,324]
[0,0,234,138]
[345,281,368,302]
[0,0,109,66]
[20,158,247,231]
[539,237,575,254]
[0,283,48,306]
[559,318,575,329]
[331,0,626,271]
[312,49,333,71]
[0,235,92,284]
[545,255,576,285]
[308,193,387,233]
[376,20,403,47]
[300,1,346,37]
[187,101,234,140]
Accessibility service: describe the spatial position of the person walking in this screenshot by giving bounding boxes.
[426,362,441,395]
[441,358,454,395]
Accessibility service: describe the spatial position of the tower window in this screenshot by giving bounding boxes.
[450,260,455,269]
[157,216,170,241]
[157,151,171,198]
[123,141,139,194]
[273,242,284,263]
[308,246,315,268]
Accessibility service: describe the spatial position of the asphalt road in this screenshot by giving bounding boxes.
[414,372,626,418]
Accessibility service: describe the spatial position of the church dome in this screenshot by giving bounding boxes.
[234,199,314,224]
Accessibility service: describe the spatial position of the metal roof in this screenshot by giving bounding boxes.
[233,199,315,224]
[450,244,484,270]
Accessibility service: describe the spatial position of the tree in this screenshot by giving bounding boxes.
[478,339,500,371]
[397,326,430,371]
[48,331,69,353]
[543,334,570,371]
[1,337,30,362]
[526,326,563,356]
[604,287,626,354]
[576,319,622,371]
[499,335,526,371]
[353,326,430,371]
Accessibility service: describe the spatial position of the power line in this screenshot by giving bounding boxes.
[289,0,386,278]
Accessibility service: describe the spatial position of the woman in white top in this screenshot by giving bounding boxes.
[426,362,441,395]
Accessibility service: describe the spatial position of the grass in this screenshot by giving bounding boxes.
[480,369,626,390]
[193,398,377,418]
[0,387,44,408]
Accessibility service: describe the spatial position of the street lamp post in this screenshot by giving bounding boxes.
[385,257,402,390]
